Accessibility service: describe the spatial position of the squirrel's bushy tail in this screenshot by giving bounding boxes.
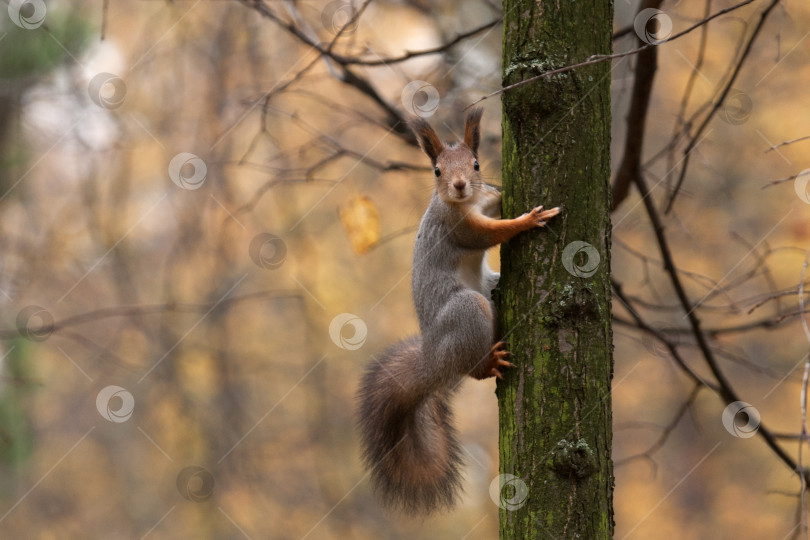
[357,336,462,514]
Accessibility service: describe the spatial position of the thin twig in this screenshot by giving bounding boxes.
[665,0,781,213]
[632,167,809,485]
[762,173,800,189]
[797,250,810,537]
[765,134,810,153]
[615,385,702,470]
[0,291,302,340]
[330,19,501,66]
[666,0,712,188]
[101,0,109,40]
[613,282,717,391]
[365,225,420,252]
[239,0,414,140]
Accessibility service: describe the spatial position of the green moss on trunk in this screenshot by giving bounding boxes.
[497,1,614,538]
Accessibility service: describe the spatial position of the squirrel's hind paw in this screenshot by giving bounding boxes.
[472,341,515,380]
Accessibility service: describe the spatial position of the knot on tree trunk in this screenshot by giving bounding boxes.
[548,438,596,479]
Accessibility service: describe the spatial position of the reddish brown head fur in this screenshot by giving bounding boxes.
[464,108,483,157]
[409,117,445,166]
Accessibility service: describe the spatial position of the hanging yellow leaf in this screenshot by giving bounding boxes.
[339,195,380,254]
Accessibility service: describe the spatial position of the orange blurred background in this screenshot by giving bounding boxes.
[1,0,809,538]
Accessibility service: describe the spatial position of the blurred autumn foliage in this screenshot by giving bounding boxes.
[1,0,810,538]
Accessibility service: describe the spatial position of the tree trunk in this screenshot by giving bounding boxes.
[496,1,614,538]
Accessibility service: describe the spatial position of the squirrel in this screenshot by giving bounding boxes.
[357,108,560,514]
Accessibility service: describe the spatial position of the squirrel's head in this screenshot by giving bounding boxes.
[410,108,483,205]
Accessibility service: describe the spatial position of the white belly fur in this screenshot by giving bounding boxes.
[457,250,498,297]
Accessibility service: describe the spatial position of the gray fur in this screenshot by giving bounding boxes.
[357,109,536,514]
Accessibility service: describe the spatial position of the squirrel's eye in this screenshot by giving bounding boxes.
[434,167,441,177]
[473,161,480,171]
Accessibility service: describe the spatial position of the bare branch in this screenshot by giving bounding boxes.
[765,133,810,153]
[665,0,713,190]
[613,281,717,391]
[612,0,662,210]
[763,172,801,189]
[0,291,302,340]
[365,225,419,252]
[467,0,761,108]
[333,19,501,66]
[615,385,701,470]
[665,0,781,213]
[797,250,810,536]
[632,167,808,484]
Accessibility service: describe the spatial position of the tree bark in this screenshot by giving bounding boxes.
[496,1,614,538]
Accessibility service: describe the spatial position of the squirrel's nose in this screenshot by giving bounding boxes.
[452,180,466,191]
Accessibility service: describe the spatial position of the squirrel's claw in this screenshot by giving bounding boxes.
[472,341,516,380]
[526,205,561,228]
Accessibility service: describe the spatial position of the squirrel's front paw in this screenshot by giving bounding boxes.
[523,205,561,228]
[472,341,515,380]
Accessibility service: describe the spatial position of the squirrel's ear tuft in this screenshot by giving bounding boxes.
[410,117,444,166]
[464,108,483,157]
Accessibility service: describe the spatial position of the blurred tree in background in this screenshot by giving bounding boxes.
[0,1,809,539]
